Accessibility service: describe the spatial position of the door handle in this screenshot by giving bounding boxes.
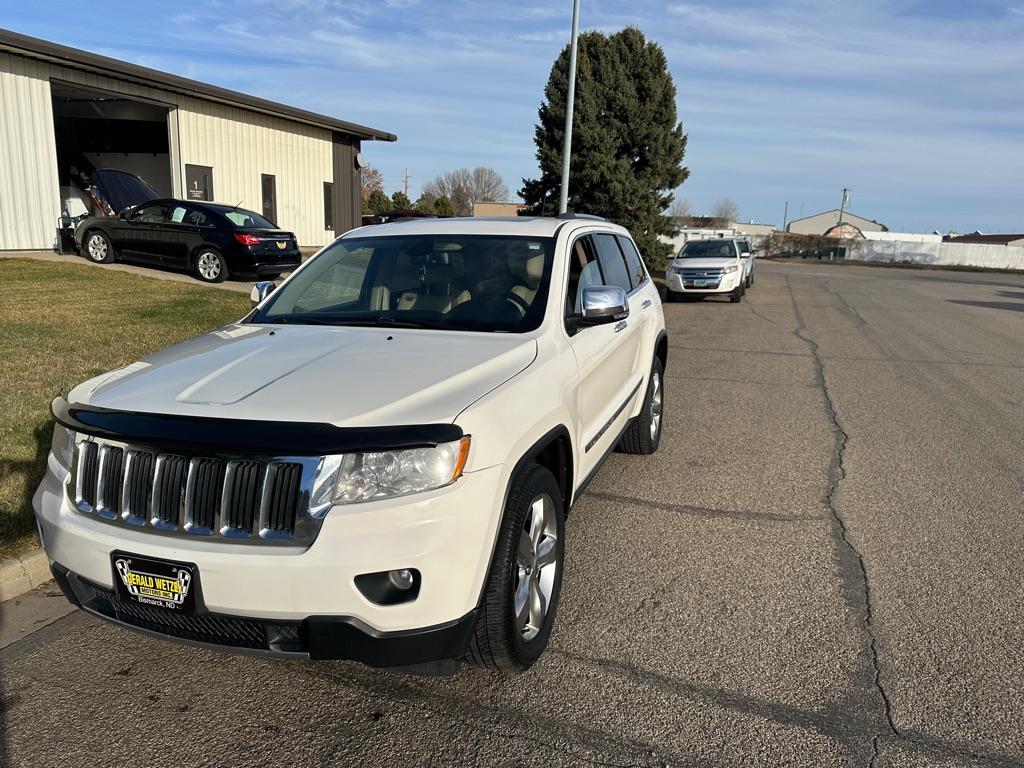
[641,299,652,309]
[614,320,628,332]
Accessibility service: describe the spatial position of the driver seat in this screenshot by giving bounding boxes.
[509,244,544,307]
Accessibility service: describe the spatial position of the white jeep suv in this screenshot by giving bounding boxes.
[664,237,754,302]
[34,215,667,673]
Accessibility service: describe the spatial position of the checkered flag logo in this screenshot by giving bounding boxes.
[176,569,191,601]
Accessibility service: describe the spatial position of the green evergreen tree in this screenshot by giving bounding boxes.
[433,196,455,217]
[391,191,413,210]
[414,193,437,214]
[521,27,688,268]
[367,189,391,214]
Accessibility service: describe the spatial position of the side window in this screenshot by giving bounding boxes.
[130,203,169,224]
[592,233,632,292]
[616,235,648,288]
[739,240,750,254]
[185,208,210,227]
[565,235,604,317]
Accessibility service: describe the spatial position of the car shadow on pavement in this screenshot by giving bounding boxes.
[949,291,1024,314]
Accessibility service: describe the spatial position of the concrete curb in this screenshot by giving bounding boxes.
[0,548,51,602]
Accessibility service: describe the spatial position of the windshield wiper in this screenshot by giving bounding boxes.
[362,315,451,330]
[261,314,452,330]
[262,315,342,326]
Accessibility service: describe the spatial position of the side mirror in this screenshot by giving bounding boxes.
[117,209,129,221]
[580,285,629,325]
[250,280,277,308]
[741,251,751,258]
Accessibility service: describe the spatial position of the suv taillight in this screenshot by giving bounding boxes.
[235,233,261,246]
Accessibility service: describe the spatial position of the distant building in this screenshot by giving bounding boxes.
[732,221,777,237]
[945,233,1024,247]
[863,231,942,244]
[787,209,887,236]
[472,202,527,217]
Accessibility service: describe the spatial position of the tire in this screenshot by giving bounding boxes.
[731,284,744,303]
[748,271,755,287]
[618,357,664,455]
[664,288,677,303]
[194,248,228,283]
[467,464,565,672]
[83,230,115,264]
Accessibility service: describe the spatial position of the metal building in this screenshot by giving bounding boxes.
[0,28,396,250]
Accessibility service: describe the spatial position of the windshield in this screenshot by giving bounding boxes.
[208,205,277,229]
[251,234,554,333]
[678,240,736,259]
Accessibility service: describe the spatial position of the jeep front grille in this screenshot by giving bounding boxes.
[68,437,323,546]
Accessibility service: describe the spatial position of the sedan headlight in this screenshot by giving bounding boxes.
[50,423,75,470]
[310,437,471,508]
[668,262,685,273]
[722,264,739,273]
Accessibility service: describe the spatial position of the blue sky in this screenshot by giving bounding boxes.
[7,0,1023,232]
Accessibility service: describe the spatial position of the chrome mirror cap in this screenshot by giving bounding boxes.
[250,281,277,308]
[580,285,629,324]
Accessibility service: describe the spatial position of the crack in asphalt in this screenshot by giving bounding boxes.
[786,277,900,767]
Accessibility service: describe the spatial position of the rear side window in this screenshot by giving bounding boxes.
[592,233,632,292]
[616,236,647,288]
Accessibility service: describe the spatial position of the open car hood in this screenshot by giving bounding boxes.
[90,169,159,216]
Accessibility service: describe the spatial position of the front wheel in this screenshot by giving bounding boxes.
[467,464,564,672]
[618,357,664,455]
[84,231,115,264]
[730,284,744,303]
[194,249,228,283]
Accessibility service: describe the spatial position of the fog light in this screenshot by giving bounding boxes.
[355,568,421,605]
[388,569,415,591]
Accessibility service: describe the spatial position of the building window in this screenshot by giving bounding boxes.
[261,174,277,225]
[185,164,213,201]
[323,182,333,230]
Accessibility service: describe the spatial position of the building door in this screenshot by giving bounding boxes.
[185,164,213,201]
[261,174,277,226]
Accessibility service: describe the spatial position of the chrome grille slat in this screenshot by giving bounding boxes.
[152,455,187,529]
[122,450,154,526]
[95,445,125,519]
[67,436,321,547]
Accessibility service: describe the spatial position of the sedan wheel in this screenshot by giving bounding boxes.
[85,232,114,264]
[195,250,228,283]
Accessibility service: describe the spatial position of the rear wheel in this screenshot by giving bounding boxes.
[467,464,564,672]
[194,249,228,283]
[618,357,664,455]
[84,231,115,264]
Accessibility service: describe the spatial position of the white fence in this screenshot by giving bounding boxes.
[850,240,1024,270]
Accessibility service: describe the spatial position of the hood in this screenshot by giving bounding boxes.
[69,324,537,427]
[671,257,738,269]
[90,169,159,215]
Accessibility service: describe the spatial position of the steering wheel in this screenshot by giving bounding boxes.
[503,291,530,317]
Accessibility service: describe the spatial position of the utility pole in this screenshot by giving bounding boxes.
[838,187,849,225]
[783,201,788,231]
[558,0,581,215]
[403,168,410,198]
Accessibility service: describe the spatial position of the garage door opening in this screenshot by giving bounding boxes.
[51,81,172,219]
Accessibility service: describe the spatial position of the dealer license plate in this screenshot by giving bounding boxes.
[111,552,198,613]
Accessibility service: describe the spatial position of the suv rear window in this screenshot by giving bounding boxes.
[616,236,647,288]
[592,233,632,292]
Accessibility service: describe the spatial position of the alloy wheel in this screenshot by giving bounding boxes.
[649,370,662,440]
[513,493,559,641]
[86,234,107,261]
[197,251,221,280]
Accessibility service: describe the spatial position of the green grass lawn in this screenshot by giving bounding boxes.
[0,258,250,558]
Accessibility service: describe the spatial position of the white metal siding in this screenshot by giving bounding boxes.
[0,51,336,250]
[0,52,60,250]
[176,99,333,246]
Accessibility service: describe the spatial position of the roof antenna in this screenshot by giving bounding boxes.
[234,200,243,209]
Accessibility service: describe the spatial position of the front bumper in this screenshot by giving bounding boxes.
[34,451,506,663]
[665,270,742,294]
[51,563,476,666]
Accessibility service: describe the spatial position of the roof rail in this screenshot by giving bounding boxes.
[556,212,607,221]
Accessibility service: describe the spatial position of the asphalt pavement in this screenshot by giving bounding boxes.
[3,260,1023,767]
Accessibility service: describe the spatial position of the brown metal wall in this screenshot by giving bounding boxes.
[332,133,362,236]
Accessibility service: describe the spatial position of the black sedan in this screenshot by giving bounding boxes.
[74,199,302,283]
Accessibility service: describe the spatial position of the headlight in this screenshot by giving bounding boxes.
[668,262,684,273]
[722,264,738,273]
[51,423,75,469]
[310,437,471,508]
